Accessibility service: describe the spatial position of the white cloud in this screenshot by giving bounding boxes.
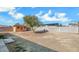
[35,11,43,16]
[48,9,52,15]
[13,13,24,19]
[35,10,70,22]
[36,10,52,17]
[41,15,69,22]
[8,8,24,19]
[0,7,24,19]
[55,12,66,18]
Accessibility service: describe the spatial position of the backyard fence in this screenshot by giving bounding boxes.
[48,26,79,33]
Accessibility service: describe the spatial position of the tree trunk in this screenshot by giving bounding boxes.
[31,27,35,32]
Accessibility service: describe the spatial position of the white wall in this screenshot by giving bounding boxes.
[13,27,16,32]
[48,26,79,33]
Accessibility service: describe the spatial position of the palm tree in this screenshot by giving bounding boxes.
[23,16,41,32]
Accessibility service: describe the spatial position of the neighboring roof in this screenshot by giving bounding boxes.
[13,23,25,27]
[45,23,60,26]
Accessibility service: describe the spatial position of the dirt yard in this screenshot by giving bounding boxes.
[11,31,79,52]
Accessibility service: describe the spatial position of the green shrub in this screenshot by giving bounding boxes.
[0,35,5,39]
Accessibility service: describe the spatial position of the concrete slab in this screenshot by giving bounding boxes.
[0,39,9,52]
[3,39,15,44]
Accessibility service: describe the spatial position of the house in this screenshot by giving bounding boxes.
[13,24,30,32]
[0,24,30,32]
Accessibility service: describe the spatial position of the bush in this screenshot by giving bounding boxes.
[0,35,5,39]
[12,45,26,52]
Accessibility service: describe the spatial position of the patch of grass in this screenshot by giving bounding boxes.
[0,35,5,39]
[6,43,26,52]
[12,44,26,52]
[14,45,26,52]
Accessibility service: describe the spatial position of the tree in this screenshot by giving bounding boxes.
[23,16,41,32]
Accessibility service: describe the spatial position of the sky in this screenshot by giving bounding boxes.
[0,7,79,26]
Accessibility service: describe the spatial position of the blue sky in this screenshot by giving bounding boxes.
[0,7,79,26]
